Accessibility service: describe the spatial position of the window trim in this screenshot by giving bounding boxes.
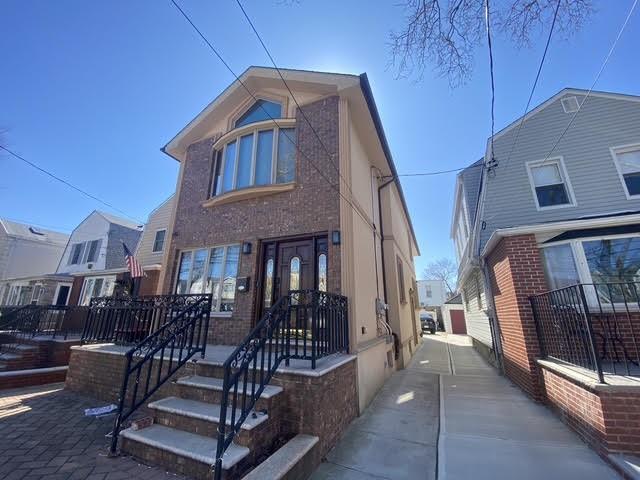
[397,256,406,304]
[610,142,640,200]
[174,243,241,313]
[210,119,297,199]
[79,275,116,306]
[152,229,166,253]
[525,157,577,211]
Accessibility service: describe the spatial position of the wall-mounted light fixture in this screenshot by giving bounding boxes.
[242,242,252,255]
[331,230,341,245]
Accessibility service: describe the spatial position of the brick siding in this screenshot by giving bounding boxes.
[163,96,342,345]
[486,234,548,399]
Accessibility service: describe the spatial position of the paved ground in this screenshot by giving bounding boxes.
[0,383,186,480]
[311,333,620,480]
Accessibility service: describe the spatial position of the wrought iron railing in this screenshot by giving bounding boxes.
[530,281,640,383]
[214,289,348,480]
[109,294,212,454]
[0,305,89,354]
[82,294,209,345]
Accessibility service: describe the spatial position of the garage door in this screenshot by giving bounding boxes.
[450,310,467,334]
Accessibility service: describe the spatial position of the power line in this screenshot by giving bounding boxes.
[169,0,374,228]
[0,144,144,224]
[234,0,353,197]
[502,0,561,172]
[484,0,496,167]
[539,0,638,166]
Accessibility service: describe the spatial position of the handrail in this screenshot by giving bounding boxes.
[109,294,212,454]
[213,289,348,479]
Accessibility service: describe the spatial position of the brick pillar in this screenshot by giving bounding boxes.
[486,234,548,400]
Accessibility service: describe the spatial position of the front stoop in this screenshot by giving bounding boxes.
[119,367,286,480]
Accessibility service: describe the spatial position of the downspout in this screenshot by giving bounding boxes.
[378,175,397,355]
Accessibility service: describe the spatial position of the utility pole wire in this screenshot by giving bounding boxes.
[0,144,144,224]
[485,0,496,167]
[539,0,638,166]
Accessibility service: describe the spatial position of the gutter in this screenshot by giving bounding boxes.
[377,177,395,321]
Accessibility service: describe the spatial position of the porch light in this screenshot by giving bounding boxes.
[331,230,341,245]
[242,242,252,254]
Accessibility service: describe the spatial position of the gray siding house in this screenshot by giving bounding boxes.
[452,88,640,359]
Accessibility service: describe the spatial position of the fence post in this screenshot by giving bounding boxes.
[578,284,605,384]
[311,292,317,370]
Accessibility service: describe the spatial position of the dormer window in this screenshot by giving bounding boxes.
[234,99,282,128]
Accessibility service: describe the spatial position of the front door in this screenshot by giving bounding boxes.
[259,236,328,318]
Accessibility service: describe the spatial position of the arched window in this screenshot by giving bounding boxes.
[290,256,300,291]
[234,100,282,128]
[318,254,327,292]
[263,258,274,308]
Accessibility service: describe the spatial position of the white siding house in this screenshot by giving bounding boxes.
[417,279,447,308]
[135,195,174,268]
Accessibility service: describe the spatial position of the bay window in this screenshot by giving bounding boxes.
[211,127,296,197]
[175,245,241,313]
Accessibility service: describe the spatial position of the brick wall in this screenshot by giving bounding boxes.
[162,96,342,345]
[541,364,640,455]
[487,234,548,399]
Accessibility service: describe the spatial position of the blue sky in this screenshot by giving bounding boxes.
[1,1,638,276]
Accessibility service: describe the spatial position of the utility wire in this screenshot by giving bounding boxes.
[502,0,561,173]
[170,0,376,228]
[539,0,638,166]
[0,144,144,224]
[484,0,496,166]
[234,0,353,197]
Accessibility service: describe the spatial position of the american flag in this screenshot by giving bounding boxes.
[123,242,144,278]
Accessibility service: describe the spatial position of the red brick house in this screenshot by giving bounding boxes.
[452,88,640,462]
[64,67,421,479]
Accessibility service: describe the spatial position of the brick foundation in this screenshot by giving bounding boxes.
[0,367,68,390]
[540,362,640,456]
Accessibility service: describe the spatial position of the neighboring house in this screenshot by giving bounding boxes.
[452,88,640,458]
[0,219,70,305]
[56,211,143,305]
[441,293,466,334]
[417,279,447,308]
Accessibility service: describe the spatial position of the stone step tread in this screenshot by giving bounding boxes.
[176,375,283,399]
[0,353,20,360]
[120,424,249,470]
[148,396,269,431]
[241,434,319,480]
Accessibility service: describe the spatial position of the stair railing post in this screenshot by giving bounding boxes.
[578,284,605,384]
[110,350,133,455]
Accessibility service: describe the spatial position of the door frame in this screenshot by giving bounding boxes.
[254,232,329,325]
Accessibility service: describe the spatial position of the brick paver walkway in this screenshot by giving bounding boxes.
[0,383,188,480]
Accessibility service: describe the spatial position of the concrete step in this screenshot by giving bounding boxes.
[242,434,319,480]
[120,424,250,480]
[149,396,270,446]
[175,375,283,409]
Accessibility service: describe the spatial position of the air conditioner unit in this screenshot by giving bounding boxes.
[87,263,93,269]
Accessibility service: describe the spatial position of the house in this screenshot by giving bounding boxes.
[452,88,640,458]
[417,279,448,308]
[65,67,421,479]
[441,293,466,334]
[0,219,70,305]
[56,211,143,305]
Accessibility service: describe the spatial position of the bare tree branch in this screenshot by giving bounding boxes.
[389,0,593,86]
[423,257,458,294]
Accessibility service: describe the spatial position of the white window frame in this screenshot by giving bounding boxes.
[152,229,166,253]
[610,142,640,200]
[525,157,577,211]
[53,283,72,306]
[175,244,241,314]
[79,275,116,306]
[212,123,296,197]
[69,242,85,265]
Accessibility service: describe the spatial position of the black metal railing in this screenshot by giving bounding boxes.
[0,305,89,354]
[82,294,209,345]
[530,281,640,383]
[213,290,348,479]
[109,294,212,454]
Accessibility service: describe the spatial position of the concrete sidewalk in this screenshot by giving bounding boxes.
[437,334,619,480]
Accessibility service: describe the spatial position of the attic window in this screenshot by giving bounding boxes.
[234,100,282,128]
[561,96,580,113]
[28,227,45,236]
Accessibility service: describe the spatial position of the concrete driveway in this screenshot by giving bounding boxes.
[310,333,619,479]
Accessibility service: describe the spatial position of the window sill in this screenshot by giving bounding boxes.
[210,312,233,318]
[202,183,295,208]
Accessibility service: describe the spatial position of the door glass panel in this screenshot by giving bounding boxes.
[222,140,237,193]
[189,249,207,294]
[221,246,240,312]
[263,258,274,309]
[236,134,253,189]
[290,256,300,291]
[255,130,273,185]
[176,251,192,294]
[318,254,327,292]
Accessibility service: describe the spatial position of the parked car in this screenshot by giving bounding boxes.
[420,313,436,335]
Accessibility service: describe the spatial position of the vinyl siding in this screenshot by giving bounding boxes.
[56,213,110,274]
[461,268,492,347]
[461,159,483,225]
[106,224,142,269]
[135,196,174,267]
[479,93,640,252]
